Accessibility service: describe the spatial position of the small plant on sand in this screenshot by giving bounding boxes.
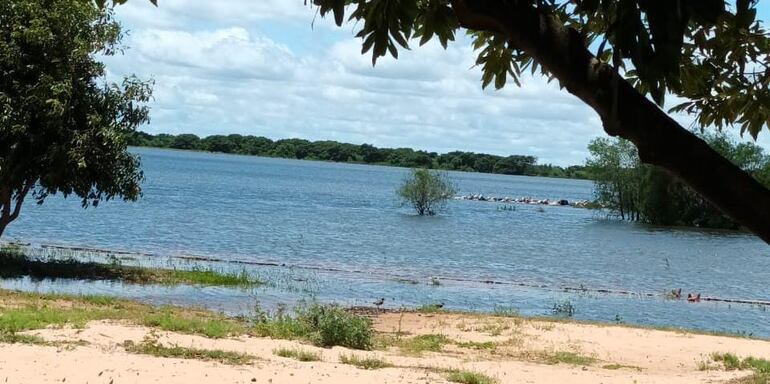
[551,300,576,317]
[252,303,373,350]
[339,354,391,369]
[712,353,770,374]
[273,348,321,362]
[455,341,498,350]
[398,334,449,355]
[545,351,597,366]
[123,336,255,365]
[141,308,245,338]
[445,369,497,384]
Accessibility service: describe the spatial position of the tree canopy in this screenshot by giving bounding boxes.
[0,0,152,237]
[127,131,589,178]
[588,133,770,228]
[305,0,770,242]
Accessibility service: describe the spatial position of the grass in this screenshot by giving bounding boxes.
[397,334,449,355]
[0,247,259,287]
[727,374,770,384]
[712,353,770,374]
[339,353,391,369]
[141,308,246,338]
[0,290,246,339]
[444,369,497,384]
[0,331,47,345]
[416,303,444,313]
[123,338,255,365]
[543,351,597,366]
[273,347,321,362]
[455,340,498,350]
[602,363,642,371]
[252,303,374,350]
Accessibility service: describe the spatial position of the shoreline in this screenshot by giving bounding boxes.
[0,289,767,383]
[5,241,770,310]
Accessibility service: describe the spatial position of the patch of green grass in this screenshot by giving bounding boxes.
[713,352,743,370]
[398,334,449,355]
[543,351,596,366]
[713,353,770,374]
[416,304,444,313]
[0,331,47,345]
[726,373,770,384]
[0,305,117,333]
[0,290,248,340]
[339,354,391,369]
[123,338,255,365]
[141,309,245,339]
[602,363,641,371]
[445,369,497,384]
[252,304,373,350]
[455,340,497,350]
[0,250,259,287]
[273,348,321,362]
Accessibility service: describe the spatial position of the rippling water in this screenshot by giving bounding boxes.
[3,147,770,337]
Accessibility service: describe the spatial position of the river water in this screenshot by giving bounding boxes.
[3,148,769,336]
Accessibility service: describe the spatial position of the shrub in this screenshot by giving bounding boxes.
[397,169,456,216]
[253,303,373,350]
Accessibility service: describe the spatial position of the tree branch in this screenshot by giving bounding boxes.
[450,0,770,243]
[9,180,34,222]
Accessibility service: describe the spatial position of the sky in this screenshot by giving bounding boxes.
[104,1,770,166]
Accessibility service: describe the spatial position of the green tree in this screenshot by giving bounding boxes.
[170,134,201,150]
[588,133,770,229]
[307,0,770,243]
[0,0,152,238]
[201,135,237,153]
[397,169,456,216]
[586,138,644,221]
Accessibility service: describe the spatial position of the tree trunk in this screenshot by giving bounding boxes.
[451,0,770,244]
[0,182,33,239]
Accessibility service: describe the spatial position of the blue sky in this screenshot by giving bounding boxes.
[105,1,770,166]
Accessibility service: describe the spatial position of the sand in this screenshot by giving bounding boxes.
[1,311,767,383]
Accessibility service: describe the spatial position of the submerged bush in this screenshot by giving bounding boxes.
[397,168,456,216]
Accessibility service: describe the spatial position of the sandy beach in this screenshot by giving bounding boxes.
[1,307,768,383]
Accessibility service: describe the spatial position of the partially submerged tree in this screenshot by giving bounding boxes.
[307,0,770,243]
[0,0,152,237]
[398,169,456,215]
[588,133,770,228]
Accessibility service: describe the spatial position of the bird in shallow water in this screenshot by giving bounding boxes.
[373,298,385,308]
[687,293,701,303]
[671,288,682,299]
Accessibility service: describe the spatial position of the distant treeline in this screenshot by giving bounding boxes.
[126,132,590,179]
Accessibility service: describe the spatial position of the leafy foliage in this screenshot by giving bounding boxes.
[0,0,152,236]
[307,0,769,139]
[397,168,456,216]
[252,303,374,350]
[587,133,770,229]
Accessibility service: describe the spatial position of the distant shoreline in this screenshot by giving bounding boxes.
[130,145,593,181]
[126,131,592,180]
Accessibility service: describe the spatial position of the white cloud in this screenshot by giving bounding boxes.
[112,1,770,165]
